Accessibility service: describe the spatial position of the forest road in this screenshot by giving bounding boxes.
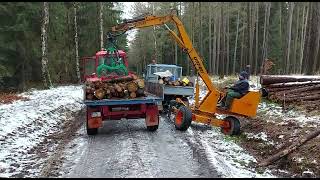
[65,114,221,178]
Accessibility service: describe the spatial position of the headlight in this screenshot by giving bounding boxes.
[91,112,101,117]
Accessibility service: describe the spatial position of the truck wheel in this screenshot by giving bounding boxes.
[220,116,240,136]
[174,106,192,131]
[86,120,98,135]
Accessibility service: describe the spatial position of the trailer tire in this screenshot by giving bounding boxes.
[86,120,98,135]
[147,115,159,132]
[147,125,158,132]
[174,106,192,131]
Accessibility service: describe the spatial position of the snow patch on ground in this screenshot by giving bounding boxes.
[258,102,320,127]
[187,127,274,177]
[0,85,84,177]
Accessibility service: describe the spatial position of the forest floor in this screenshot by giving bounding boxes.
[211,76,320,177]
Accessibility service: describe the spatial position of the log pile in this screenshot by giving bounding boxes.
[85,74,146,100]
[159,77,193,87]
[261,75,320,111]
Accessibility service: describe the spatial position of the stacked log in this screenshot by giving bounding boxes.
[85,75,146,100]
[261,75,320,111]
[160,77,193,87]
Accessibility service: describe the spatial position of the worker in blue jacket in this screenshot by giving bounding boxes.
[220,71,249,110]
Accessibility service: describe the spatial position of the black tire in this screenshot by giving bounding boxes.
[147,125,159,131]
[86,120,98,135]
[174,106,192,131]
[220,116,241,136]
[147,115,159,132]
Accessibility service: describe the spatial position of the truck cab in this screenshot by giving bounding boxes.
[145,64,182,83]
[144,63,194,110]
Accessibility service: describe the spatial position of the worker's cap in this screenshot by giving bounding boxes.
[239,71,249,79]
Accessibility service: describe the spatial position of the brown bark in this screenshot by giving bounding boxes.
[259,129,320,167]
[265,81,320,88]
[260,75,320,85]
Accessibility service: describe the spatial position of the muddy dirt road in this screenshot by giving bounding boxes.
[65,116,221,178]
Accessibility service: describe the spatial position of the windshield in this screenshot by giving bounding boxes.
[148,65,182,79]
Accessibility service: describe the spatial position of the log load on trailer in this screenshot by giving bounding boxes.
[81,43,162,135]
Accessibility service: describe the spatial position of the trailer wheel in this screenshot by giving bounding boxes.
[147,125,158,131]
[174,106,192,131]
[220,116,240,136]
[147,115,159,132]
[86,120,98,135]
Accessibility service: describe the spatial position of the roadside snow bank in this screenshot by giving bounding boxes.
[0,85,84,177]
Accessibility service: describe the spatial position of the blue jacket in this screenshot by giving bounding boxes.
[230,79,249,95]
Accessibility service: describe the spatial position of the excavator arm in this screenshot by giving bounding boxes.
[111,13,221,113]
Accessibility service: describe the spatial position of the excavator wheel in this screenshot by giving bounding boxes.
[174,106,192,131]
[220,116,241,136]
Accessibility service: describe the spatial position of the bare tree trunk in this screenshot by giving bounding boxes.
[212,6,217,75]
[233,9,240,75]
[74,2,80,83]
[99,2,104,49]
[174,3,178,65]
[279,2,283,70]
[226,3,230,75]
[299,4,309,74]
[216,5,221,75]
[240,26,245,72]
[286,2,294,74]
[41,2,52,88]
[248,3,254,72]
[293,6,300,73]
[152,2,158,62]
[262,3,271,64]
[312,3,320,73]
[208,2,212,74]
[199,2,203,59]
[221,4,225,77]
[255,2,259,75]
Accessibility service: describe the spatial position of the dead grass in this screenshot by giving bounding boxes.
[0,93,29,104]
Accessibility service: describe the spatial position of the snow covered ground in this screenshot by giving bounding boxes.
[0,85,84,177]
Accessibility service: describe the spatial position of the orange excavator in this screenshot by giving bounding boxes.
[110,11,261,135]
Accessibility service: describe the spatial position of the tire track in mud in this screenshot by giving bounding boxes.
[65,115,221,178]
[38,109,85,177]
[162,115,221,177]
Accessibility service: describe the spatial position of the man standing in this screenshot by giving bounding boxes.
[220,71,250,110]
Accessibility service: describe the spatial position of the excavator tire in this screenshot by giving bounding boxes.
[220,116,240,136]
[174,106,192,131]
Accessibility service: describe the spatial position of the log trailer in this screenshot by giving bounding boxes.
[81,43,162,135]
[109,12,261,135]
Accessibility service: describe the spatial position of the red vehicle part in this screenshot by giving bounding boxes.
[86,104,159,135]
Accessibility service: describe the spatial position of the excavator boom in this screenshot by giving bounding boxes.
[111,13,221,114]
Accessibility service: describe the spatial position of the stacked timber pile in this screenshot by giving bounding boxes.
[159,77,193,87]
[85,74,146,100]
[261,75,320,110]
